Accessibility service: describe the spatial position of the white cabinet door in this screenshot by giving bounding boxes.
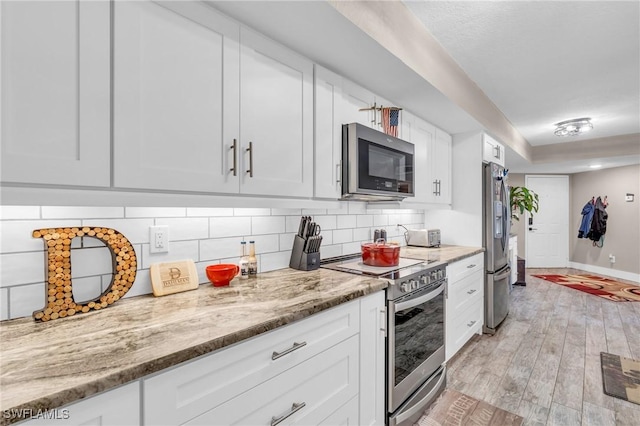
[338,79,376,128]
[21,382,140,426]
[1,1,110,187]
[314,65,343,199]
[483,133,505,166]
[402,113,434,204]
[359,292,386,426]
[113,1,240,193]
[431,129,452,204]
[239,27,313,197]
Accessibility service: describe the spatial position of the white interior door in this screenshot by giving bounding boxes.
[525,175,569,267]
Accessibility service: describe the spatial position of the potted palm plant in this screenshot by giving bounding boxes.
[510,186,539,221]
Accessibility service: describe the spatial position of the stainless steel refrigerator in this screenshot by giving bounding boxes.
[483,162,511,334]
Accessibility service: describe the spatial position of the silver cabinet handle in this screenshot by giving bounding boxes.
[466,264,476,269]
[467,320,477,327]
[336,163,341,185]
[494,145,501,159]
[467,289,477,295]
[380,307,387,337]
[271,402,306,426]
[272,341,307,360]
[433,180,438,196]
[229,139,237,176]
[246,141,254,177]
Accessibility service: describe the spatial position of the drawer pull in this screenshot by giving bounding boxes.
[466,264,476,269]
[271,402,306,426]
[467,320,477,327]
[467,289,477,295]
[272,341,307,360]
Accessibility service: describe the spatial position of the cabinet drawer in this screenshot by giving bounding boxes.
[447,300,483,360]
[143,300,360,425]
[447,253,483,283]
[448,270,483,313]
[185,335,360,425]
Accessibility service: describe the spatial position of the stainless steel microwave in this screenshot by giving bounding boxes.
[341,123,414,201]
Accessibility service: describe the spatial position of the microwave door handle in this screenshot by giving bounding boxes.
[394,282,445,312]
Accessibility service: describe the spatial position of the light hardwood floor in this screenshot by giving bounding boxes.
[446,268,640,426]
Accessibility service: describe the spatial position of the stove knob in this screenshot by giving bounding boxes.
[421,275,429,284]
[411,279,419,290]
[437,269,443,279]
[400,282,410,293]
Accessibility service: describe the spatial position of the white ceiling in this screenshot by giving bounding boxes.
[404,0,640,173]
[209,0,639,174]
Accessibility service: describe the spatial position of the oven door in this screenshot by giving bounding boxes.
[388,281,445,413]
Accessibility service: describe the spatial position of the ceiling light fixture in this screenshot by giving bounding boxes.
[554,117,593,137]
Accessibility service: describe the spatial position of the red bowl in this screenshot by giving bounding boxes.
[361,242,400,267]
[206,264,239,287]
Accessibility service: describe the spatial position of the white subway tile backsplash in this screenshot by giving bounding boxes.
[314,215,336,231]
[260,251,290,272]
[356,215,374,228]
[1,205,425,320]
[0,220,78,253]
[71,236,106,249]
[245,234,280,254]
[251,216,285,235]
[271,208,302,216]
[353,227,371,242]
[336,215,356,229]
[70,247,114,278]
[0,252,45,287]
[142,240,199,269]
[341,242,361,255]
[123,273,152,299]
[156,217,208,241]
[200,237,244,262]
[126,207,186,218]
[187,208,233,217]
[71,276,103,304]
[0,206,40,220]
[210,217,251,238]
[320,244,342,259]
[42,206,124,219]
[234,208,271,217]
[82,219,154,244]
[333,229,353,244]
[9,283,45,319]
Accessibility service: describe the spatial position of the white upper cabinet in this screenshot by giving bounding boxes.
[401,112,433,204]
[339,79,376,128]
[432,129,452,204]
[1,1,110,187]
[238,27,313,198]
[314,65,343,199]
[113,1,313,197]
[113,1,240,193]
[482,133,505,167]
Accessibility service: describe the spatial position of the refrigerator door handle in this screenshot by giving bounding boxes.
[494,266,511,282]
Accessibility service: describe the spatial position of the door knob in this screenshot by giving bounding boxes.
[529,227,537,231]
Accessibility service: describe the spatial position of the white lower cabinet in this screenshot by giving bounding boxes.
[143,292,385,426]
[19,382,140,426]
[445,253,484,361]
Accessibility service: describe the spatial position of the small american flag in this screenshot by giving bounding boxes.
[382,107,399,137]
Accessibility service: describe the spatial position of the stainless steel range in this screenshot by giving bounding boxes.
[321,254,447,426]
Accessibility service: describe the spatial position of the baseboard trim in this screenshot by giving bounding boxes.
[567,261,640,283]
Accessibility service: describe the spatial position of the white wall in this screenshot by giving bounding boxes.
[0,204,424,320]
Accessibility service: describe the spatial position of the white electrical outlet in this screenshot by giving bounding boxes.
[150,225,169,254]
[609,254,616,263]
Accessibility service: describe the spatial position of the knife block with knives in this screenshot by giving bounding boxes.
[289,216,323,271]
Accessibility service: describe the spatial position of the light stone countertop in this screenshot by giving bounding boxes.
[0,244,483,424]
[0,267,385,424]
[401,244,484,264]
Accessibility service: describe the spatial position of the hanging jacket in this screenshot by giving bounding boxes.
[587,196,608,242]
[578,201,594,238]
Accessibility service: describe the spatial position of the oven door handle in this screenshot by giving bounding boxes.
[391,367,446,426]
[394,281,445,312]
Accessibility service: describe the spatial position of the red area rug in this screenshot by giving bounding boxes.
[532,274,640,302]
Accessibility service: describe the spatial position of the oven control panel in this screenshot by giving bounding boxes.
[394,265,447,296]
